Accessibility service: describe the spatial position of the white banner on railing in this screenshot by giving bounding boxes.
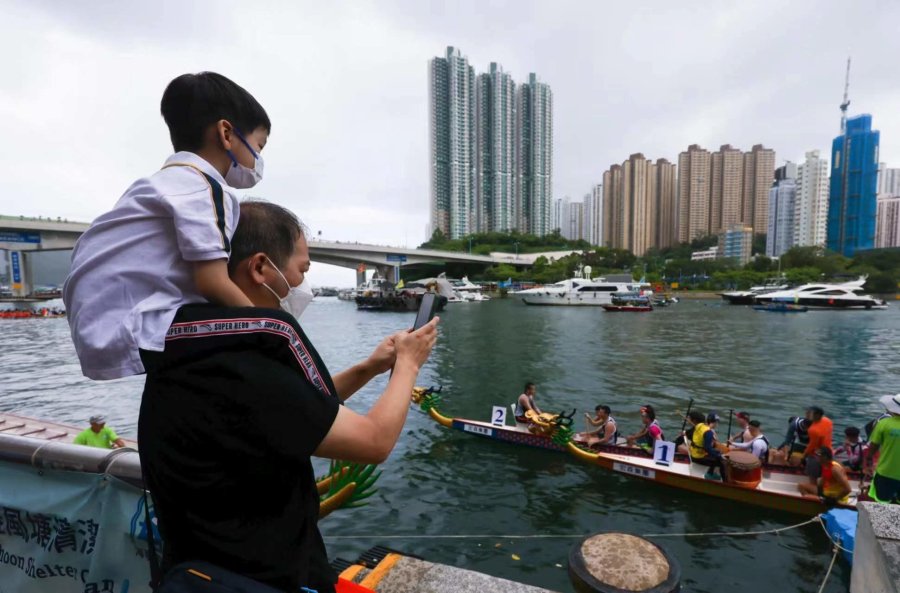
[0,460,153,593]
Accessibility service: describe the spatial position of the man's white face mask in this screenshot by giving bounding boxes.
[261,257,313,319]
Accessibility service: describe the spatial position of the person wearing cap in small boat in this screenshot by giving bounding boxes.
[73,415,126,449]
[864,393,900,504]
[727,420,769,462]
[797,447,851,505]
[686,411,727,481]
[730,412,752,444]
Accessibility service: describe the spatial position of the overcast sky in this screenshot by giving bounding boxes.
[1,0,898,286]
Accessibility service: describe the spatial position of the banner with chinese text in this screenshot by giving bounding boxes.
[0,460,153,593]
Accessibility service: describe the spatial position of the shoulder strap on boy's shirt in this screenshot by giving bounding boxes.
[161,163,230,253]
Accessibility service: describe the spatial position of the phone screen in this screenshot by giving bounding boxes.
[413,293,437,330]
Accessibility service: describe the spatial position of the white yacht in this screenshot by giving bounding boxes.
[451,276,491,302]
[720,279,789,305]
[514,267,652,306]
[754,277,887,310]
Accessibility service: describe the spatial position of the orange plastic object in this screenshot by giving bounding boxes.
[336,577,376,593]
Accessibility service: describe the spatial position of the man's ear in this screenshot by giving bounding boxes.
[247,253,269,284]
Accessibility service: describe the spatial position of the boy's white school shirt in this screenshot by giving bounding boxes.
[63,152,240,380]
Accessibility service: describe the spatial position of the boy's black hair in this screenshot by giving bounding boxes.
[228,200,306,274]
[688,410,705,423]
[524,382,536,392]
[161,72,271,152]
[595,405,611,415]
[845,426,860,438]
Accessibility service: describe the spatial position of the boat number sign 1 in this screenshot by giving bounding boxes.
[491,406,507,427]
[463,424,493,437]
[653,439,676,466]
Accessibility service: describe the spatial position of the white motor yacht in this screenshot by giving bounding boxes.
[514,267,652,306]
[451,276,491,302]
[720,279,789,305]
[754,277,887,310]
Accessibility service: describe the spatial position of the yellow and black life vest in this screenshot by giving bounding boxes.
[690,423,711,459]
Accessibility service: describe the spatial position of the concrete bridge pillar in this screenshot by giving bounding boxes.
[7,250,32,297]
[355,267,366,288]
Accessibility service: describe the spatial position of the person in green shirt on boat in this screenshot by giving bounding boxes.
[73,415,126,449]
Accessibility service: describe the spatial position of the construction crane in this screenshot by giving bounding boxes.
[840,57,851,133]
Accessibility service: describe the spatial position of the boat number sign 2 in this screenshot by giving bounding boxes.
[613,462,656,480]
[463,424,494,437]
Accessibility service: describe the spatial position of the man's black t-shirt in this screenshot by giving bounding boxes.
[138,305,341,592]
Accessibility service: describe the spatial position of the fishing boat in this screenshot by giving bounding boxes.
[410,387,862,516]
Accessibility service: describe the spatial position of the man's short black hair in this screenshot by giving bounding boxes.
[807,405,825,419]
[845,426,860,438]
[229,200,305,274]
[524,382,535,392]
[688,410,705,423]
[595,405,611,414]
[161,72,271,152]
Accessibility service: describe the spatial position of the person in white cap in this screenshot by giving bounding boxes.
[864,393,900,504]
[73,415,126,449]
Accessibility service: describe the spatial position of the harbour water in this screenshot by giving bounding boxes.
[3,297,899,591]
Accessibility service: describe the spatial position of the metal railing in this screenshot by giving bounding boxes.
[0,433,143,487]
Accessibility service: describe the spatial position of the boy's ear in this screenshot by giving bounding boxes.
[215,119,236,152]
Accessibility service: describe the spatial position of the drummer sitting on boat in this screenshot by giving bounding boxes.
[797,447,851,505]
[574,405,618,447]
[625,405,663,453]
[514,382,542,424]
[726,420,769,461]
[686,411,727,481]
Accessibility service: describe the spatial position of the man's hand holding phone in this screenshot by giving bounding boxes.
[395,316,438,373]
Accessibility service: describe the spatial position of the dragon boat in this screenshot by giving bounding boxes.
[411,387,862,516]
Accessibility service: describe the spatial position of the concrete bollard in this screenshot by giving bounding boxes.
[568,532,681,593]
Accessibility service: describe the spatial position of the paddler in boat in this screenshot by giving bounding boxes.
[726,420,769,461]
[730,411,752,443]
[686,411,728,481]
[625,405,664,453]
[514,382,542,424]
[574,405,618,447]
[797,446,851,505]
[769,415,812,466]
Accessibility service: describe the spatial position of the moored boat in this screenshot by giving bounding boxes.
[755,277,887,310]
[514,267,652,307]
[752,300,809,313]
[602,293,653,312]
[720,279,789,305]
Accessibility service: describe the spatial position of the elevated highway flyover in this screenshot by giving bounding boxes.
[0,216,531,298]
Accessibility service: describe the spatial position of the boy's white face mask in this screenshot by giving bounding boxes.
[261,257,313,319]
[225,128,264,189]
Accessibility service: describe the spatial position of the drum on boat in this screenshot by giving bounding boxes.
[726,451,762,489]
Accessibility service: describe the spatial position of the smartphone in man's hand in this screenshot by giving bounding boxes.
[412,293,438,330]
